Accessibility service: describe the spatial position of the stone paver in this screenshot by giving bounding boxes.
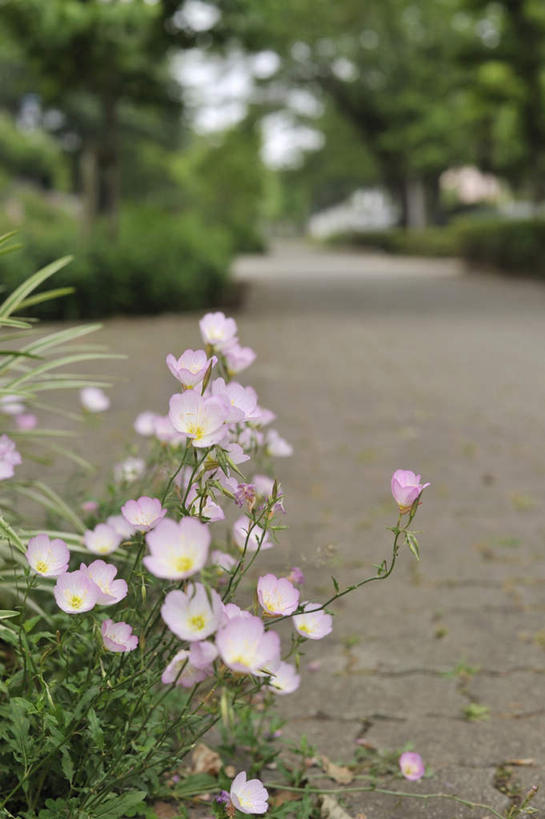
[42,241,545,816]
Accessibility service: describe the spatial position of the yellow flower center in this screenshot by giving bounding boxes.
[190,615,205,631]
[187,424,205,440]
[173,556,194,573]
[35,560,48,574]
[69,594,83,609]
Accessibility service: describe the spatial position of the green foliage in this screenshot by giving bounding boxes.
[458,218,545,277]
[0,113,68,191]
[326,226,460,257]
[0,205,233,319]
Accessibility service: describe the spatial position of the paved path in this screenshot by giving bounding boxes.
[65,242,545,816]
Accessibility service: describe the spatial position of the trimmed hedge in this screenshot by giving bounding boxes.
[456,218,545,278]
[325,227,459,257]
[0,205,234,319]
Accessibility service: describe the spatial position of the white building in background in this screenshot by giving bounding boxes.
[307,188,398,239]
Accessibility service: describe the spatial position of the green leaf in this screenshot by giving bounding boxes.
[92,791,147,818]
[0,610,19,619]
[0,515,27,555]
[406,532,420,561]
[61,748,74,784]
[331,576,339,592]
[0,256,72,319]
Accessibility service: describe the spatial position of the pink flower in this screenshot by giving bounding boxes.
[258,574,299,616]
[293,603,333,640]
[211,378,260,422]
[186,487,225,522]
[82,560,127,606]
[84,523,122,556]
[80,387,110,413]
[221,603,252,623]
[225,343,256,374]
[216,614,280,675]
[256,406,276,426]
[144,517,210,579]
[253,474,275,497]
[169,391,227,448]
[0,434,21,480]
[230,771,269,815]
[16,413,37,430]
[121,496,167,532]
[287,567,304,585]
[82,500,99,514]
[199,312,238,350]
[211,550,236,573]
[152,414,186,446]
[54,569,99,614]
[399,751,425,781]
[26,534,70,577]
[267,661,301,695]
[161,641,218,687]
[101,619,138,653]
[266,429,293,457]
[233,516,273,553]
[134,411,158,436]
[114,457,145,483]
[0,394,25,415]
[106,514,135,539]
[391,470,430,514]
[166,349,216,388]
[161,582,223,641]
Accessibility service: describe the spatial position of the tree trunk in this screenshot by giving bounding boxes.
[97,96,120,238]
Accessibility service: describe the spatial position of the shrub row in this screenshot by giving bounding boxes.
[456,218,545,278]
[325,226,459,257]
[0,205,234,320]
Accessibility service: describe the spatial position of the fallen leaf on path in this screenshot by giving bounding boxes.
[191,742,222,775]
[321,755,354,785]
[270,790,302,807]
[320,795,353,819]
[505,758,535,766]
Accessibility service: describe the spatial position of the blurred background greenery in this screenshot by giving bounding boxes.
[2,0,545,318]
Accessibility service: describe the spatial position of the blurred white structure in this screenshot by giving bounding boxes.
[441,165,503,204]
[308,188,398,238]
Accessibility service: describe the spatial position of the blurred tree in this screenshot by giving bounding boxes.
[0,0,181,233]
[460,0,545,201]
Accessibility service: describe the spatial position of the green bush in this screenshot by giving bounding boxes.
[0,204,234,319]
[456,218,545,278]
[325,226,459,257]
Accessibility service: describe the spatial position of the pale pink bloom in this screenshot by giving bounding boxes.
[233,516,272,552]
[211,378,260,422]
[82,500,99,514]
[258,574,299,616]
[216,614,280,675]
[114,457,145,483]
[211,550,237,572]
[223,442,251,466]
[215,472,239,494]
[106,514,135,540]
[152,414,186,446]
[238,427,264,450]
[101,619,138,653]
[255,406,276,426]
[0,434,21,480]
[80,387,110,413]
[293,603,333,640]
[166,349,216,388]
[253,474,275,497]
[307,660,321,672]
[161,641,217,687]
[234,483,256,508]
[0,395,25,415]
[391,469,430,514]
[267,661,301,695]
[199,312,238,350]
[287,567,305,585]
[399,751,425,781]
[82,560,128,606]
[221,603,252,623]
[169,391,227,448]
[121,496,167,532]
[144,517,210,579]
[230,772,269,815]
[54,569,99,614]
[266,429,293,457]
[26,534,69,577]
[84,523,122,556]
[16,413,37,430]
[224,343,256,374]
[134,411,158,436]
[161,582,223,641]
[186,487,225,522]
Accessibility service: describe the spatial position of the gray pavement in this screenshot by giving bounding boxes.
[50,242,545,816]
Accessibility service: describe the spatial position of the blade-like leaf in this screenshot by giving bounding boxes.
[0,256,72,319]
